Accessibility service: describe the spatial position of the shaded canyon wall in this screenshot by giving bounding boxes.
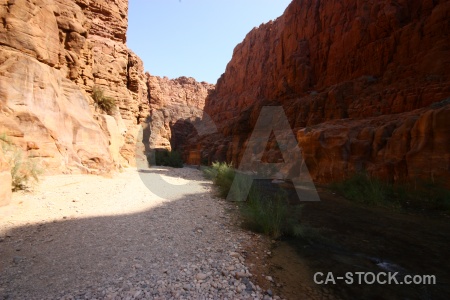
[187,0,450,185]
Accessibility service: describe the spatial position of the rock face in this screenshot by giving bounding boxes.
[147,75,214,155]
[0,0,149,174]
[190,0,450,185]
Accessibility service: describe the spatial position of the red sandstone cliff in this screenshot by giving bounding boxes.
[193,0,450,185]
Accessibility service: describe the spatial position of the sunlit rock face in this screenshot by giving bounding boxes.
[0,0,149,173]
[186,0,450,185]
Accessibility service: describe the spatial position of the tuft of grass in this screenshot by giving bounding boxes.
[240,185,302,238]
[332,172,450,211]
[202,161,235,198]
[152,150,184,168]
[1,133,42,191]
[203,162,304,238]
[394,180,450,211]
[92,86,116,115]
[331,172,397,208]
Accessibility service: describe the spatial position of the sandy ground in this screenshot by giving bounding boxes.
[0,167,277,300]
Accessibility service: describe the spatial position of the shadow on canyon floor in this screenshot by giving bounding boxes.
[1,170,449,300]
[0,169,225,299]
[267,187,450,300]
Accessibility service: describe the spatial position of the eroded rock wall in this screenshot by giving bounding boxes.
[147,75,214,153]
[192,0,450,185]
[0,0,149,174]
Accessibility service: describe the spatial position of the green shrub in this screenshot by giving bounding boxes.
[331,172,396,208]
[201,166,216,180]
[203,162,304,238]
[394,180,450,211]
[202,161,235,198]
[240,185,302,238]
[0,134,42,191]
[92,86,116,115]
[154,150,184,168]
[332,173,391,206]
[331,172,450,211]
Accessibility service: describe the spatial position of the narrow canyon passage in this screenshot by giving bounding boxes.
[0,167,272,299]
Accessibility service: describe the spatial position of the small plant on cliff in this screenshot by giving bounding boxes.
[0,133,42,191]
[92,86,117,115]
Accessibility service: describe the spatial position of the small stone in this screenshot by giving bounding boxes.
[235,272,249,279]
[13,256,24,264]
[229,252,239,258]
[133,290,141,298]
[196,273,208,280]
[266,276,274,282]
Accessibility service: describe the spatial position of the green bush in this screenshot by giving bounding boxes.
[203,162,303,238]
[0,134,42,191]
[331,172,396,208]
[92,86,116,115]
[154,150,184,168]
[394,180,450,211]
[202,161,235,198]
[240,185,302,238]
[331,172,450,211]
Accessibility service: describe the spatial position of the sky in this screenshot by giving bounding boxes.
[127,0,292,84]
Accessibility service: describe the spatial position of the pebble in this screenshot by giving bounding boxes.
[235,271,250,279]
[195,273,208,280]
[229,252,240,258]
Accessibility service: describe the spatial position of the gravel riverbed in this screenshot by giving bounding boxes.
[0,167,280,300]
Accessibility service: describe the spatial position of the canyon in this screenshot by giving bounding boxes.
[0,0,214,205]
[1,0,449,208]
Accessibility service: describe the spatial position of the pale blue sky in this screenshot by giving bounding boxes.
[127,0,292,84]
